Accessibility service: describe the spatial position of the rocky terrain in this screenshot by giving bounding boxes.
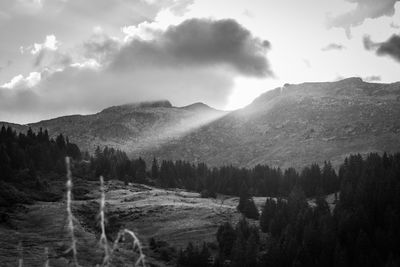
[150,77,400,168]
[1,100,226,158]
[2,77,400,168]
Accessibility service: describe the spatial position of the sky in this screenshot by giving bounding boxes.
[1,0,400,123]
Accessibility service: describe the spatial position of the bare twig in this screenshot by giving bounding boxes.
[44,247,49,267]
[65,157,80,267]
[99,176,110,266]
[18,241,23,267]
[111,229,146,267]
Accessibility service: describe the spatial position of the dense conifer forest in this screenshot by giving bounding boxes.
[87,144,340,198]
[178,152,400,266]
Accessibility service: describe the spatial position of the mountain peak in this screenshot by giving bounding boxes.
[180,102,218,112]
[335,77,364,85]
[101,100,173,113]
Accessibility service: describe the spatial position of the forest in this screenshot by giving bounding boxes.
[178,152,400,266]
[1,126,399,266]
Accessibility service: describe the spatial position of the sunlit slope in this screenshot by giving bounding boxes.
[150,78,400,168]
[14,101,226,157]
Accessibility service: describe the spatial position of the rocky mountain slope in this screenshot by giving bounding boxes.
[1,100,226,157]
[2,78,400,168]
[149,78,400,168]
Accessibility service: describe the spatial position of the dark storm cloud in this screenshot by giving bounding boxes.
[328,0,399,31]
[376,35,400,62]
[321,43,346,51]
[0,18,272,123]
[109,18,272,77]
[363,34,400,62]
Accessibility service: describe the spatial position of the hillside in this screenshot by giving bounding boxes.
[1,100,226,158]
[148,78,400,168]
[0,180,252,266]
[2,78,400,168]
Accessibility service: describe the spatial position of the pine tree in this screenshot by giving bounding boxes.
[243,197,259,219]
[216,222,236,257]
[260,198,276,232]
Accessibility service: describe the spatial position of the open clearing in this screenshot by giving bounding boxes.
[0,180,264,266]
[0,179,337,266]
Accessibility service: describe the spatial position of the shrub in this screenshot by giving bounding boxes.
[200,189,217,198]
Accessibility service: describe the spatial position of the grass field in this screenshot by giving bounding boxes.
[0,178,268,266]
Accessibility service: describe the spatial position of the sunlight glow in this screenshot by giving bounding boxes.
[225,77,281,110]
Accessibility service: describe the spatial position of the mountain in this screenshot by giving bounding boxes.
[0,100,226,157]
[147,78,400,168]
[2,78,400,168]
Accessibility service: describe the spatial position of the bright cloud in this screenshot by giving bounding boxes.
[1,71,41,89]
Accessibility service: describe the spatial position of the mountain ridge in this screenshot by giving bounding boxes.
[2,77,400,168]
[143,77,400,168]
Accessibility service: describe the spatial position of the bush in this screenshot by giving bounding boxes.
[200,189,217,198]
[148,237,177,262]
[0,181,32,207]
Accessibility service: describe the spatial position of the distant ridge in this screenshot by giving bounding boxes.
[101,100,173,113]
[1,78,400,169]
[180,102,223,113]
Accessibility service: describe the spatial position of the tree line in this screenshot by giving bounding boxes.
[86,146,340,198]
[0,125,82,206]
[1,125,340,205]
[178,152,400,266]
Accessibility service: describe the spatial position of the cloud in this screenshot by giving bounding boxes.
[19,35,61,67]
[327,0,399,32]
[20,34,59,54]
[364,75,381,82]
[0,18,272,123]
[1,71,41,89]
[0,0,193,79]
[364,34,400,62]
[376,34,400,61]
[321,43,346,51]
[111,18,272,77]
[31,35,59,54]
[82,33,121,65]
[363,35,381,50]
